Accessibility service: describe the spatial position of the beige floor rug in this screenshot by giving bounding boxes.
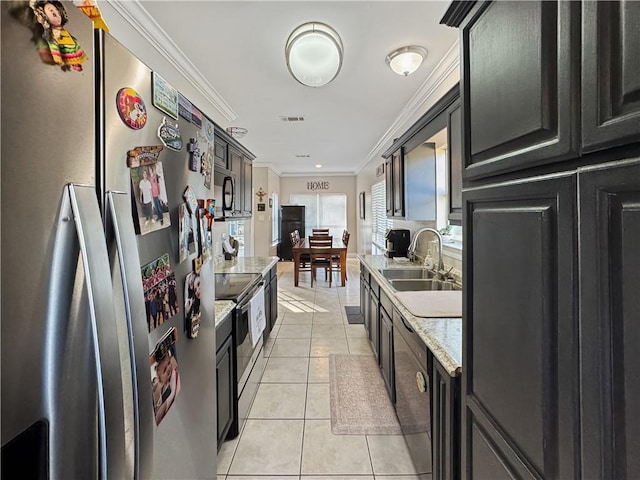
[329,354,402,435]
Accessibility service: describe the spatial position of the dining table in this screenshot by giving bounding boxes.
[292,238,348,287]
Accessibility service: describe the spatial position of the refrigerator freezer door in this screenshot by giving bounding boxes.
[1,3,117,478]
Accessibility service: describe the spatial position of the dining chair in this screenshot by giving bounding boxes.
[291,230,310,273]
[312,228,330,236]
[332,230,350,280]
[308,235,333,286]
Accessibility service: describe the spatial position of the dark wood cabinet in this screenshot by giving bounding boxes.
[263,265,278,340]
[431,357,461,480]
[581,1,640,153]
[578,159,640,478]
[229,146,243,215]
[216,315,234,449]
[368,277,380,361]
[462,174,578,479]
[385,157,393,216]
[384,150,405,218]
[214,137,228,169]
[447,99,462,224]
[242,156,253,216]
[379,302,394,402]
[460,1,579,180]
[392,150,404,217]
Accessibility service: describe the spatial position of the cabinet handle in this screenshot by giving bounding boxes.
[416,371,428,393]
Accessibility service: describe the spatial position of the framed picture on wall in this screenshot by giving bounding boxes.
[359,191,365,219]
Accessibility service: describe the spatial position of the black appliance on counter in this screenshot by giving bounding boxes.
[278,205,306,260]
[215,272,264,438]
[385,229,411,257]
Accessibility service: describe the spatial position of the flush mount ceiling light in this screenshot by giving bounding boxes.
[385,46,428,76]
[286,21,343,87]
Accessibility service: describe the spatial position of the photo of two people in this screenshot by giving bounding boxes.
[150,328,181,426]
[131,161,171,235]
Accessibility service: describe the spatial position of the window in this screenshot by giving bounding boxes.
[372,180,393,249]
[289,193,347,239]
[271,193,279,245]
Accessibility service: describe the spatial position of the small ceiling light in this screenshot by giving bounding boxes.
[315,164,322,168]
[385,46,428,76]
[286,21,343,87]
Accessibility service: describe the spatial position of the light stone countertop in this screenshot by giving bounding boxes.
[214,256,279,275]
[358,254,462,377]
[214,300,235,328]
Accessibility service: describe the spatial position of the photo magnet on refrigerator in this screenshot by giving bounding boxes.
[140,253,179,333]
[182,185,198,214]
[150,327,181,426]
[187,137,201,172]
[131,162,171,235]
[184,262,202,339]
[152,71,179,120]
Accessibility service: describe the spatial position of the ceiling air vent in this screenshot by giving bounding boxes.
[295,155,310,158]
[280,116,305,122]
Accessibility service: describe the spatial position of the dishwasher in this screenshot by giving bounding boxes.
[393,308,432,475]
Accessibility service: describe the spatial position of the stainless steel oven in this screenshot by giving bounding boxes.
[215,272,265,438]
[393,310,432,475]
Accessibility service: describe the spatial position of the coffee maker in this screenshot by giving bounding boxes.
[385,229,411,258]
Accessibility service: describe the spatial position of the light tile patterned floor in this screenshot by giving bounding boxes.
[217,259,431,480]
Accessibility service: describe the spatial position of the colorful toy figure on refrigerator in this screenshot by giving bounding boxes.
[30,0,87,71]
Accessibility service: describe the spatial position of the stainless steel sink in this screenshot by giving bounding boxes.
[378,268,436,280]
[388,279,461,292]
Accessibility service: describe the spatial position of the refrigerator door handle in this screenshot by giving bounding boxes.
[106,191,154,480]
[64,184,127,479]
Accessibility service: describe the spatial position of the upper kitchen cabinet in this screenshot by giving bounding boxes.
[214,136,228,169]
[213,125,255,219]
[447,99,463,224]
[383,83,460,221]
[458,1,580,180]
[581,1,640,153]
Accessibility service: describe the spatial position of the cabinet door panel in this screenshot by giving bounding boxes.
[462,174,577,479]
[447,100,463,224]
[243,156,252,215]
[216,335,234,447]
[461,1,579,180]
[579,159,640,478]
[392,151,405,217]
[385,158,393,216]
[582,1,640,152]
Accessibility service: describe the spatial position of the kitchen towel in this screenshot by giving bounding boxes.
[248,286,266,347]
[394,290,462,318]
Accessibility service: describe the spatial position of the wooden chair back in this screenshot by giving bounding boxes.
[312,228,330,236]
[342,230,350,247]
[308,236,333,286]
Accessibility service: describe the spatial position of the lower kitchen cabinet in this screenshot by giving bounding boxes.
[379,302,394,402]
[431,357,461,480]
[463,173,578,478]
[216,311,234,450]
[263,265,278,340]
[368,276,380,362]
[578,159,640,477]
[379,289,394,401]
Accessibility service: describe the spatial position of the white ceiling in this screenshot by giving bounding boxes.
[117,1,458,176]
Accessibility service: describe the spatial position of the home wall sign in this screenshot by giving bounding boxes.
[307,181,330,191]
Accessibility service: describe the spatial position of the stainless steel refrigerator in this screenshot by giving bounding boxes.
[1,3,216,478]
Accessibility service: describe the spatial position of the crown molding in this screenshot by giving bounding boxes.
[278,171,357,178]
[252,162,283,177]
[106,0,238,122]
[359,39,460,173]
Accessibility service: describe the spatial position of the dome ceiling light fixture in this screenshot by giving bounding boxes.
[285,21,343,88]
[385,46,428,76]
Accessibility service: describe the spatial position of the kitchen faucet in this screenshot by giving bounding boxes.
[407,227,444,276]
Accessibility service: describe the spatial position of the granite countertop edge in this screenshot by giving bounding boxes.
[358,254,462,377]
[214,300,235,328]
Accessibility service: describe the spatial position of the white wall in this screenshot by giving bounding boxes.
[280,175,357,255]
[252,166,281,257]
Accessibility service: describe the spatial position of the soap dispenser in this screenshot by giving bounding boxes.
[424,250,434,269]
